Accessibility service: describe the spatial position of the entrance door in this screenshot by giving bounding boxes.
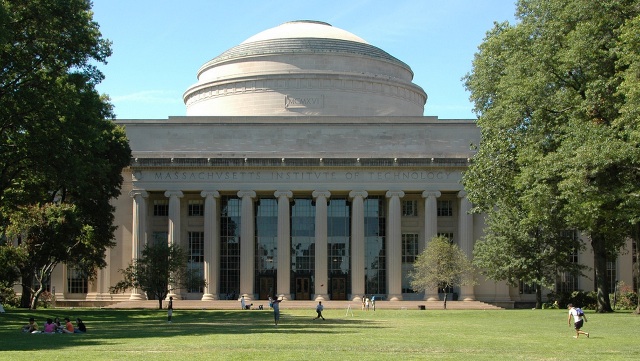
[295,277,311,300]
[330,277,347,300]
[259,276,275,300]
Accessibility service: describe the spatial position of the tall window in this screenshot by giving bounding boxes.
[188,231,204,293]
[151,231,168,246]
[291,198,315,276]
[327,198,350,300]
[153,199,169,216]
[402,233,419,263]
[255,198,277,277]
[364,196,386,295]
[519,280,536,295]
[401,200,418,217]
[220,196,241,298]
[607,259,617,293]
[557,230,579,293]
[67,266,88,294]
[437,200,453,217]
[188,200,204,216]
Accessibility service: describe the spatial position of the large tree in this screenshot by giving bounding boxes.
[464,0,640,312]
[0,0,131,307]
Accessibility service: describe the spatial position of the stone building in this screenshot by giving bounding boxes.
[47,20,634,306]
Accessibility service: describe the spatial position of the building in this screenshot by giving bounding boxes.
[49,20,634,306]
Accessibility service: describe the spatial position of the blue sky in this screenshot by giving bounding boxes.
[91,0,517,120]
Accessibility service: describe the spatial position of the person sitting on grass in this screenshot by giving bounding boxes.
[61,317,75,334]
[21,318,38,333]
[74,318,87,333]
[43,318,57,334]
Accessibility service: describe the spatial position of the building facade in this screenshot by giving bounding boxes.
[46,20,635,305]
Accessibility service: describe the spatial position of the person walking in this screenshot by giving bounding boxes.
[240,295,246,310]
[272,296,283,326]
[567,303,589,338]
[167,296,173,323]
[313,301,325,320]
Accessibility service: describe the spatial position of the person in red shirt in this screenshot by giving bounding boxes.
[61,317,75,334]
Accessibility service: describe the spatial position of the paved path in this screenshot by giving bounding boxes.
[104,299,503,310]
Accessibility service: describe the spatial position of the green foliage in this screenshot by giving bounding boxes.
[463,0,640,313]
[547,290,597,310]
[0,242,27,288]
[111,242,205,309]
[410,236,476,295]
[611,281,638,310]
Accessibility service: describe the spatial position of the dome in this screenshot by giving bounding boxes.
[183,21,427,116]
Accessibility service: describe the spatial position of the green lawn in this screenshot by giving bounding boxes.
[0,307,638,360]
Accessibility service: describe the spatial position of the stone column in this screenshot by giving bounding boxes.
[457,190,475,301]
[386,191,405,301]
[238,190,256,301]
[129,189,148,300]
[274,190,293,300]
[201,191,220,301]
[165,190,183,299]
[422,190,441,301]
[349,190,367,302]
[312,190,331,300]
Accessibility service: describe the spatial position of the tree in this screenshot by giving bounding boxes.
[410,236,476,309]
[5,203,96,309]
[0,1,131,307]
[463,0,640,312]
[0,241,27,289]
[111,242,205,309]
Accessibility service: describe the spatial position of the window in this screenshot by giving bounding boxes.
[188,231,204,293]
[437,232,454,243]
[67,266,88,294]
[519,280,536,295]
[153,200,169,216]
[607,259,617,293]
[437,200,453,217]
[151,232,168,246]
[557,231,579,293]
[402,200,418,217]
[402,233,419,263]
[188,200,204,216]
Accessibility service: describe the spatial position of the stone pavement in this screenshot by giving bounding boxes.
[103,299,504,310]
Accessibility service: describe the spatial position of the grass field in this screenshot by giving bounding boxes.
[0,307,638,360]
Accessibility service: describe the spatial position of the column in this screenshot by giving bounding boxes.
[238,190,256,301]
[274,190,292,300]
[165,190,183,299]
[129,189,148,300]
[458,190,476,301]
[313,190,331,300]
[386,191,405,301]
[422,190,440,301]
[201,190,220,301]
[349,190,367,301]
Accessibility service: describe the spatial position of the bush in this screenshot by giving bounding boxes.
[611,281,638,310]
[0,286,19,307]
[546,290,596,309]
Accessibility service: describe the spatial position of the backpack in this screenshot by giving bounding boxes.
[576,308,585,317]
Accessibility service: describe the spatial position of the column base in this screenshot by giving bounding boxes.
[129,292,146,301]
[276,293,292,301]
[387,294,403,301]
[313,294,330,301]
[201,293,218,301]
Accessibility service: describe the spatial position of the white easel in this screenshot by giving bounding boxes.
[345,304,354,317]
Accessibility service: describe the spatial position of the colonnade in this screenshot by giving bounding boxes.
[128,189,475,302]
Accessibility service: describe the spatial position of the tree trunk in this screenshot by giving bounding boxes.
[19,270,33,309]
[591,234,613,313]
[443,292,448,310]
[158,298,163,310]
[535,285,542,309]
[30,286,44,310]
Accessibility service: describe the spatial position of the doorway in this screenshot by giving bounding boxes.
[330,277,347,300]
[295,277,311,300]
[259,276,275,300]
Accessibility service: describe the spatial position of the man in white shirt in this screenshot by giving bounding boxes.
[567,303,589,338]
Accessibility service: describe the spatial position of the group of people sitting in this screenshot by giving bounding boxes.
[22,316,86,334]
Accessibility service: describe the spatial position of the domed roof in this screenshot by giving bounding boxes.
[241,20,369,44]
[183,20,427,117]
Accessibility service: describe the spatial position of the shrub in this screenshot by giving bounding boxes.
[611,281,638,310]
[0,286,19,307]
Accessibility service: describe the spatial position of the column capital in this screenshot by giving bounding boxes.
[164,190,184,198]
[312,190,331,199]
[422,190,441,198]
[237,190,256,199]
[200,190,220,198]
[385,190,405,198]
[348,190,368,199]
[274,190,293,199]
[457,190,468,199]
[129,189,148,198]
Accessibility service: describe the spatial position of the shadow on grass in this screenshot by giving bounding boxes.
[0,308,382,351]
